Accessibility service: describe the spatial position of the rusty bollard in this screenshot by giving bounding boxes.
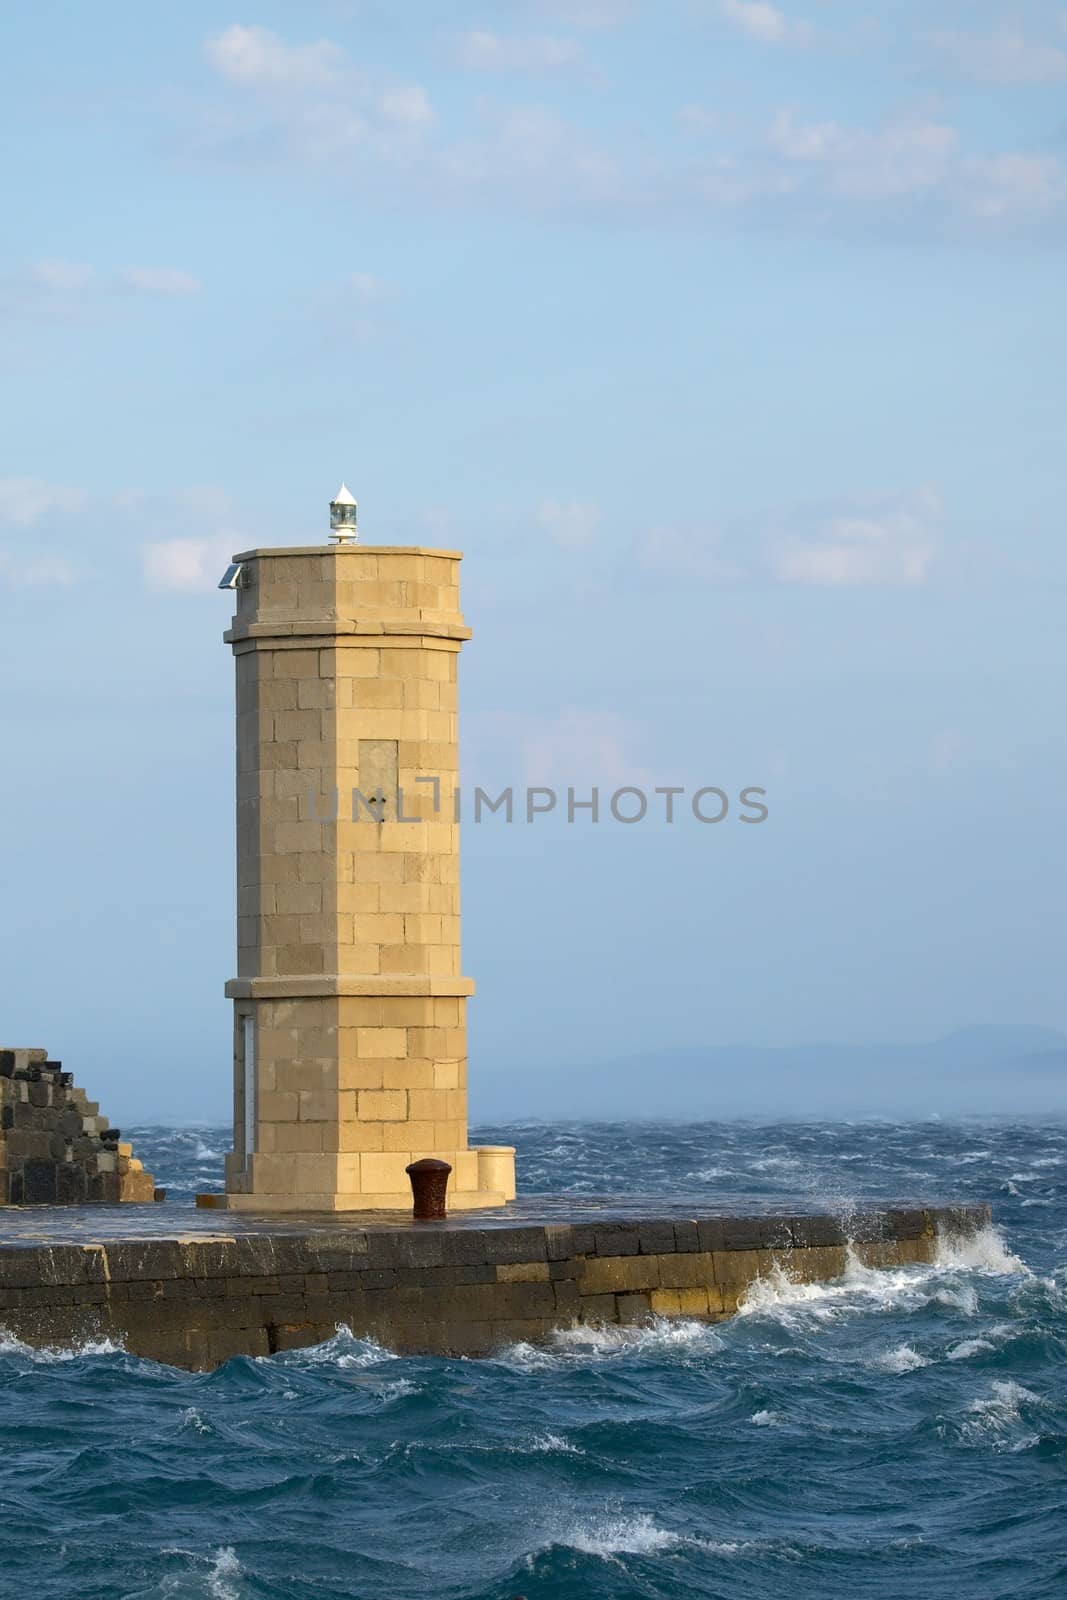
[406,1157,451,1220]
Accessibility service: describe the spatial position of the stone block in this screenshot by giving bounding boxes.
[637,1222,677,1255]
[657,1251,717,1290]
[696,1219,727,1253]
[56,1165,88,1204]
[710,1248,768,1288]
[789,1214,847,1248]
[616,1292,652,1326]
[593,1225,640,1257]
[357,1089,407,1122]
[496,1261,550,1284]
[673,1221,700,1253]
[721,1216,772,1251]
[580,1255,661,1295]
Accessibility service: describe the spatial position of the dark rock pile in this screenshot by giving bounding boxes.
[0,1047,159,1204]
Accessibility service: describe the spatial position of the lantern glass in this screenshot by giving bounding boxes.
[330,500,358,532]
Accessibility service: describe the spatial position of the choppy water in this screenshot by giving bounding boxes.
[2,1120,1065,1599]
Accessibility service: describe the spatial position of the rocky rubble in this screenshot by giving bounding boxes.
[0,1047,159,1204]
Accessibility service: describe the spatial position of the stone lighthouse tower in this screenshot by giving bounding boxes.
[199,489,515,1212]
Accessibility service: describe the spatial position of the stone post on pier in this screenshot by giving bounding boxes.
[197,491,516,1212]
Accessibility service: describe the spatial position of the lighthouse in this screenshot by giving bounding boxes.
[199,490,516,1211]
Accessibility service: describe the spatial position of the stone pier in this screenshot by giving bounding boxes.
[0,1201,990,1368]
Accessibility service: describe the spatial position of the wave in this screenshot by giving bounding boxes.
[496,1317,726,1371]
[736,1226,1029,1327]
[956,1380,1044,1452]
[156,1546,243,1600]
[935,1225,1029,1274]
[0,1329,126,1363]
[270,1324,398,1369]
[547,1511,739,1560]
[872,1342,929,1374]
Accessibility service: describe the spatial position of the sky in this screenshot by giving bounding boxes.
[1,1,1065,1121]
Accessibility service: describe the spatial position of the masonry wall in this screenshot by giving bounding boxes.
[219,544,512,1210]
[0,1049,156,1204]
[0,1204,990,1368]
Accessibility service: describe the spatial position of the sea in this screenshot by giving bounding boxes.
[1,1119,1065,1600]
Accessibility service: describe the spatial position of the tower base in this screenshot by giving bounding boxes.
[196,1144,516,1214]
[196,1187,509,1213]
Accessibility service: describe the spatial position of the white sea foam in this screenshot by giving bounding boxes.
[933,1282,979,1316]
[946,1337,995,1361]
[736,1225,1028,1328]
[0,1329,126,1362]
[277,1324,397,1368]
[402,1430,583,1460]
[529,1432,583,1455]
[735,1257,912,1322]
[180,1406,212,1435]
[159,1546,244,1600]
[935,1226,1028,1275]
[959,1381,1042,1451]
[750,1409,781,1426]
[205,1547,242,1600]
[558,1512,721,1559]
[497,1317,725,1370]
[368,1378,416,1402]
[874,1343,928,1374]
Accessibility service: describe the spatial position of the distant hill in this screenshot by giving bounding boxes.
[476,1024,1067,1120]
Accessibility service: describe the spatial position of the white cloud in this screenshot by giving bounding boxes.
[347,272,389,301]
[761,110,1065,220]
[467,707,653,790]
[456,30,584,72]
[768,110,957,197]
[191,24,1065,238]
[313,271,393,344]
[769,489,940,588]
[0,476,86,527]
[437,105,619,203]
[378,85,434,127]
[204,23,347,92]
[0,478,86,586]
[639,523,745,582]
[0,550,78,587]
[964,152,1065,220]
[1,261,202,319]
[719,0,809,46]
[532,0,634,26]
[932,26,1067,84]
[677,104,720,136]
[537,498,603,548]
[201,23,433,165]
[142,536,239,593]
[117,267,202,296]
[30,259,92,292]
[639,489,942,590]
